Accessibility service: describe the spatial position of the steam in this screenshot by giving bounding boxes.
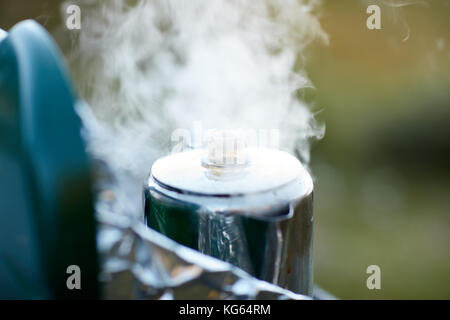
[63,0,327,217]
[369,0,430,41]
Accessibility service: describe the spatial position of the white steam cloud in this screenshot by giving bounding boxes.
[63,0,327,217]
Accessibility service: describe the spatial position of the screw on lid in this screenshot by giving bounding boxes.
[151,146,311,196]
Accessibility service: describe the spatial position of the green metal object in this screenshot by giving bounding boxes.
[144,145,314,295]
[145,187,290,279]
[0,20,99,299]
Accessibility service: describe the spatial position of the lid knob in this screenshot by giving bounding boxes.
[202,130,248,170]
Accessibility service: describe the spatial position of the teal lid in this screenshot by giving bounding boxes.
[0,20,98,299]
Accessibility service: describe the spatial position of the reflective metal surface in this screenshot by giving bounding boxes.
[144,148,314,296]
[97,211,310,300]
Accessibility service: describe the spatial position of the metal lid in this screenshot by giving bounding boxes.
[151,147,312,196]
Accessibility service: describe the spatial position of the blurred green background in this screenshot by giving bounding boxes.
[307,0,450,299]
[1,0,449,299]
